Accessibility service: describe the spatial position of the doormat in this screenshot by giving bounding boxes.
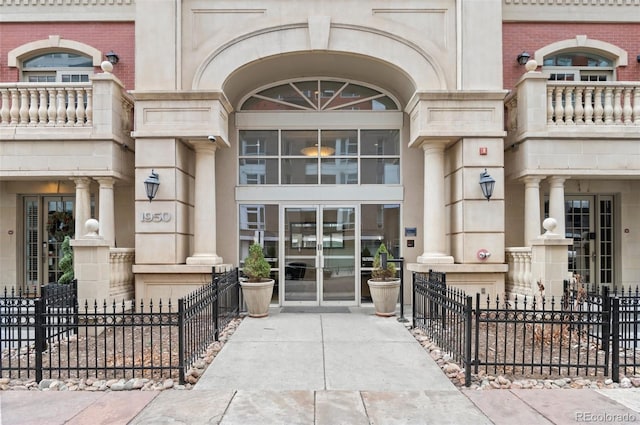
[281,306,350,314]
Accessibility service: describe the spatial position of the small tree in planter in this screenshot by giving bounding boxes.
[368,243,400,317]
[371,243,397,281]
[58,235,74,284]
[241,243,275,317]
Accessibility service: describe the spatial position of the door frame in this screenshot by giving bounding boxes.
[280,204,359,307]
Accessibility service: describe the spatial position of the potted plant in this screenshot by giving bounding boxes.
[240,243,275,317]
[367,243,400,316]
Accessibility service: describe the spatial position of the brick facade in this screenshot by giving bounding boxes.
[0,22,135,90]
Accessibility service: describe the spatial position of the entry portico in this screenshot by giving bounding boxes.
[130,0,508,303]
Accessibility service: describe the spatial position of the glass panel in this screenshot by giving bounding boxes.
[27,74,56,83]
[600,198,613,285]
[239,159,278,184]
[361,130,400,156]
[565,199,591,284]
[321,130,357,156]
[543,52,612,67]
[61,74,90,83]
[239,130,278,156]
[360,204,400,301]
[319,81,346,109]
[282,130,318,156]
[239,204,280,302]
[284,208,318,302]
[282,159,318,184]
[322,207,356,302]
[45,198,75,284]
[24,52,93,68]
[361,159,400,184]
[241,97,301,111]
[259,84,309,109]
[320,159,358,184]
[292,81,319,109]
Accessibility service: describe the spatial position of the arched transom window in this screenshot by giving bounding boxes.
[22,52,93,83]
[543,51,614,82]
[241,79,400,111]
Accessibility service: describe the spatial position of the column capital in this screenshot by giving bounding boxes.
[421,140,448,153]
[521,176,543,186]
[189,139,218,153]
[547,175,569,186]
[71,177,92,188]
[94,177,116,187]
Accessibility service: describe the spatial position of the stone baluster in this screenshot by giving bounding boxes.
[9,89,19,124]
[603,87,613,124]
[574,86,584,124]
[85,90,93,126]
[75,89,85,125]
[66,88,76,126]
[583,87,593,125]
[19,89,29,125]
[554,86,564,124]
[516,252,525,292]
[523,252,532,295]
[506,251,515,290]
[47,88,57,125]
[563,87,574,125]
[613,87,622,125]
[28,89,38,125]
[38,88,48,124]
[547,86,554,125]
[634,87,640,125]
[623,88,633,125]
[1,90,10,124]
[594,87,604,124]
[56,89,66,125]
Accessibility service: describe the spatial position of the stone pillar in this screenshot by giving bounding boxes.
[70,219,111,304]
[523,176,542,246]
[548,176,567,238]
[417,141,453,264]
[95,177,115,247]
[73,177,92,238]
[530,218,572,299]
[186,141,222,265]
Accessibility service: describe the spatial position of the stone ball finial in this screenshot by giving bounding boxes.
[100,60,113,74]
[525,59,538,72]
[84,218,100,237]
[543,217,557,233]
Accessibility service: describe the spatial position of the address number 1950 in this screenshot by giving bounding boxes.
[141,212,172,223]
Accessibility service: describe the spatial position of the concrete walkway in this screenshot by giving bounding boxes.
[1,307,639,424]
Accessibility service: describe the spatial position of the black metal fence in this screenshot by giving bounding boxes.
[0,268,241,384]
[413,271,640,387]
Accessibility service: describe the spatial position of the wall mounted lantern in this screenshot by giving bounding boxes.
[517,52,531,65]
[144,170,160,202]
[479,169,495,201]
[105,51,120,65]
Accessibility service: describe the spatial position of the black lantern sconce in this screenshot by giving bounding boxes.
[144,170,160,202]
[479,169,495,201]
[105,51,120,65]
[517,52,531,65]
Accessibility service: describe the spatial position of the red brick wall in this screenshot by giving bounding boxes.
[0,22,135,89]
[504,22,640,90]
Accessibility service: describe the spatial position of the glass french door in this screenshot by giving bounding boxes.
[282,205,356,305]
[24,196,75,292]
[562,195,614,291]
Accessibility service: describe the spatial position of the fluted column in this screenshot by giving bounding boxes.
[73,178,92,238]
[417,141,453,264]
[523,176,543,245]
[548,176,567,238]
[95,177,115,247]
[186,141,222,265]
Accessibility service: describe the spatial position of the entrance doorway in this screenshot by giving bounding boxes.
[23,196,75,292]
[282,206,356,305]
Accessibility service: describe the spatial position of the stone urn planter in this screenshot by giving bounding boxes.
[368,243,400,317]
[367,278,401,317]
[240,279,275,318]
[241,243,274,318]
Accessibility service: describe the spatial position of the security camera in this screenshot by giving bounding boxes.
[207,135,216,142]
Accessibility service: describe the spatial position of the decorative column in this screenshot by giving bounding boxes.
[73,177,92,238]
[523,176,543,246]
[95,177,115,247]
[186,141,222,265]
[417,141,453,264]
[547,176,567,239]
